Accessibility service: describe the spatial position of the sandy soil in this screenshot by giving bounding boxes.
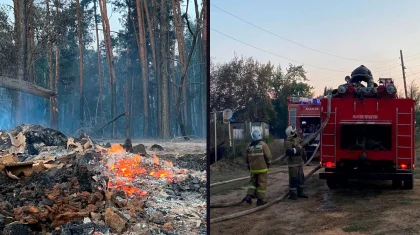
[210,154,420,235]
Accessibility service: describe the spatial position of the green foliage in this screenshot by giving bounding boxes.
[210,56,315,138]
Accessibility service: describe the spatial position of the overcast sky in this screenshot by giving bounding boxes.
[210,0,420,96]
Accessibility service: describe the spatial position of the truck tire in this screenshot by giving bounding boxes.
[403,179,414,190]
[327,179,339,189]
[392,180,402,189]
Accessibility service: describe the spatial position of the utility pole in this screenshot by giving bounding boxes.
[400,50,408,98]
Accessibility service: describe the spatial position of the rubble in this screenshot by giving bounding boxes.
[151,144,164,151]
[0,125,206,234]
[132,144,147,155]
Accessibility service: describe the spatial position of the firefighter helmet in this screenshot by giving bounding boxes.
[351,65,373,80]
[251,130,262,141]
[285,126,297,137]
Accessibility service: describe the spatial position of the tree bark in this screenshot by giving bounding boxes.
[200,0,207,138]
[76,0,84,127]
[27,0,35,83]
[135,0,149,138]
[46,0,57,129]
[98,0,117,138]
[13,0,28,126]
[94,0,103,121]
[171,0,189,137]
[0,76,55,98]
[144,1,161,138]
[125,48,131,140]
[160,0,170,139]
[52,0,60,130]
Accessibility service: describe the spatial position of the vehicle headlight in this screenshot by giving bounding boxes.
[386,84,396,94]
[338,85,347,94]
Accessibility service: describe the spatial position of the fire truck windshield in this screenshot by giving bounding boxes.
[340,124,392,151]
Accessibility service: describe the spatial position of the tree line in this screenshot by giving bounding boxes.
[210,56,314,138]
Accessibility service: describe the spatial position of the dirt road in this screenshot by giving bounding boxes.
[210,160,420,235]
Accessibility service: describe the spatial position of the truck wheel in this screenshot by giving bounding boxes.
[403,180,414,190]
[392,180,402,189]
[327,179,339,189]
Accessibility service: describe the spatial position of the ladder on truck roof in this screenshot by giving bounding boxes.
[396,108,414,170]
[321,107,337,166]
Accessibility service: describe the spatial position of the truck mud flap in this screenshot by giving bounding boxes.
[319,172,413,181]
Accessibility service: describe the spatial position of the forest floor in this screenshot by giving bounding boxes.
[210,142,420,235]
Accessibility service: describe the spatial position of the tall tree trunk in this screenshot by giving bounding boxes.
[175,0,203,140]
[76,0,84,127]
[144,1,161,138]
[98,0,117,138]
[125,49,131,140]
[135,0,149,138]
[160,0,170,139]
[27,0,35,83]
[13,0,28,126]
[200,0,207,138]
[52,0,60,130]
[46,0,55,129]
[94,0,103,121]
[171,0,190,138]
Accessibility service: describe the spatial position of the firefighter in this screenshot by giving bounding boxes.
[243,130,272,206]
[284,126,308,200]
[349,65,375,89]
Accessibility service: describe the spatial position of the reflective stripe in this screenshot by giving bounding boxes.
[248,186,256,189]
[248,153,264,157]
[257,189,266,193]
[289,188,297,190]
[250,168,268,173]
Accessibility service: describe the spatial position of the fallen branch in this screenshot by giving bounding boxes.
[96,112,126,133]
[0,76,55,98]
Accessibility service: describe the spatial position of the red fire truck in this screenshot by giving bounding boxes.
[319,78,415,189]
[287,96,322,158]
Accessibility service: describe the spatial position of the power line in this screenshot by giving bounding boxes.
[211,28,347,73]
[211,3,400,63]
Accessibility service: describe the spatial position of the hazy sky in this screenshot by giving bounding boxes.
[211,0,420,96]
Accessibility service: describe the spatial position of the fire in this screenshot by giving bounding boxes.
[164,160,173,167]
[149,169,173,179]
[108,144,125,154]
[108,181,147,197]
[105,150,181,197]
[111,154,145,178]
[153,155,159,165]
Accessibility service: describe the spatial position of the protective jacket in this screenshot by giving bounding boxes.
[246,140,272,174]
[284,136,304,166]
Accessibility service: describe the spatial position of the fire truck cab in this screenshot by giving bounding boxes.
[288,96,322,159]
[319,78,415,189]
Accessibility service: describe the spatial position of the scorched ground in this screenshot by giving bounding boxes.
[0,124,206,235]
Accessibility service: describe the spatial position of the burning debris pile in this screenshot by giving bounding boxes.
[0,125,206,235]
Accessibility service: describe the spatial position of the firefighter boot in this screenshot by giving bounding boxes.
[297,187,308,198]
[288,190,297,200]
[243,195,252,205]
[256,199,267,206]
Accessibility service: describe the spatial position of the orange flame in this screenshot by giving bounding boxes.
[153,155,159,165]
[164,160,174,167]
[108,144,125,154]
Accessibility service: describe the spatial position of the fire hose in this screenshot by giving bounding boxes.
[210,143,320,208]
[210,95,332,188]
[209,96,332,224]
[210,165,322,224]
